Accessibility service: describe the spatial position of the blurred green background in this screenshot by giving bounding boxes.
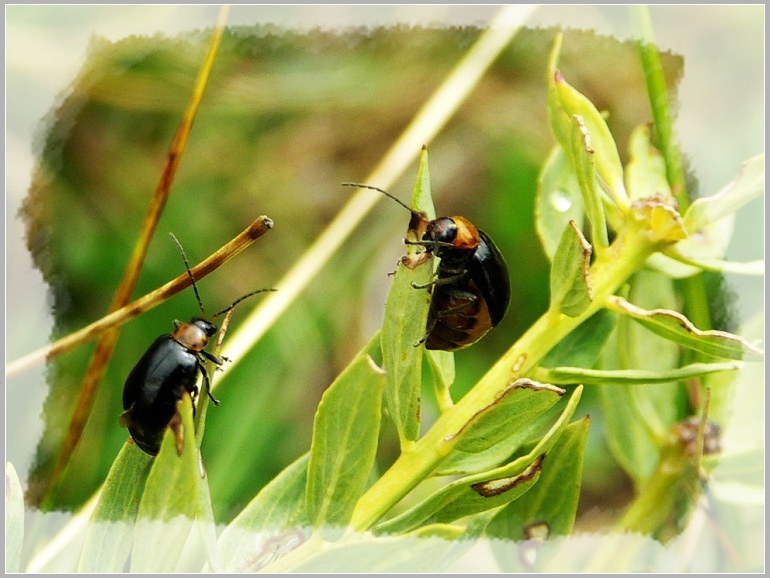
[6,3,763,553]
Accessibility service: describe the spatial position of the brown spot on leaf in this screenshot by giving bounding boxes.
[471,454,545,497]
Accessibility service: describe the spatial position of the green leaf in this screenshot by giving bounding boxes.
[380,149,435,446]
[196,467,221,572]
[438,379,565,475]
[5,462,24,573]
[487,418,589,570]
[426,348,456,412]
[568,113,609,250]
[599,270,686,485]
[452,379,565,453]
[545,34,571,156]
[411,145,438,221]
[217,453,310,572]
[377,385,583,534]
[540,308,617,369]
[549,220,593,316]
[625,123,673,201]
[662,155,764,275]
[277,524,466,573]
[77,442,153,572]
[375,457,542,536]
[644,252,703,279]
[541,361,742,386]
[683,154,764,233]
[553,70,628,209]
[609,295,764,361]
[661,251,764,276]
[381,258,432,445]
[535,146,585,261]
[306,353,385,529]
[130,394,200,572]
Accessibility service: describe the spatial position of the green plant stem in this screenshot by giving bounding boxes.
[633,5,688,208]
[350,226,661,531]
[633,5,713,382]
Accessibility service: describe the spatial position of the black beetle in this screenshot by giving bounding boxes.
[119,234,273,455]
[342,183,510,351]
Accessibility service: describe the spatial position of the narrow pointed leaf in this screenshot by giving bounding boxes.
[569,113,609,250]
[438,379,565,475]
[654,156,764,277]
[426,348,456,412]
[381,148,436,445]
[683,154,764,233]
[77,443,153,572]
[278,524,466,573]
[487,417,589,563]
[306,354,385,529]
[625,123,673,201]
[218,453,310,572]
[377,386,583,534]
[545,34,571,153]
[550,220,593,316]
[196,467,221,572]
[131,394,200,572]
[554,71,628,207]
[662,250,764,276]
[411,146,438,221]
[381,258,432,445]
[609,296,764,360]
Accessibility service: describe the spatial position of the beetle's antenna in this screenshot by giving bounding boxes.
[169,232,206,318]
[211,288,277,319]
[341,182,417,215]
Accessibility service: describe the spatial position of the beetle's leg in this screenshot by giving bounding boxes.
[118,404,135,429]
[199,363,220,406]
[201,349,231,370]
[412,271,467,290]
[168,409,184,456]
[404,239,453,250]
[200,349,224,366]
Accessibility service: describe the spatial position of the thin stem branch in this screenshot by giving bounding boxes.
[633,5,689,209]
[6,216,273,375]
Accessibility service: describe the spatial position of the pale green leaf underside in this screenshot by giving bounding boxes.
[306,353,385,528]
[131,395,200,572]
[609,296,764,360]
[218,453,310,572]
[376,385,583,535]
[550,220,593,316]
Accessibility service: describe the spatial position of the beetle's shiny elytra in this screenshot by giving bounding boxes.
[342,183,511,351]
[119,317,222,455]
[119,234,273,456]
